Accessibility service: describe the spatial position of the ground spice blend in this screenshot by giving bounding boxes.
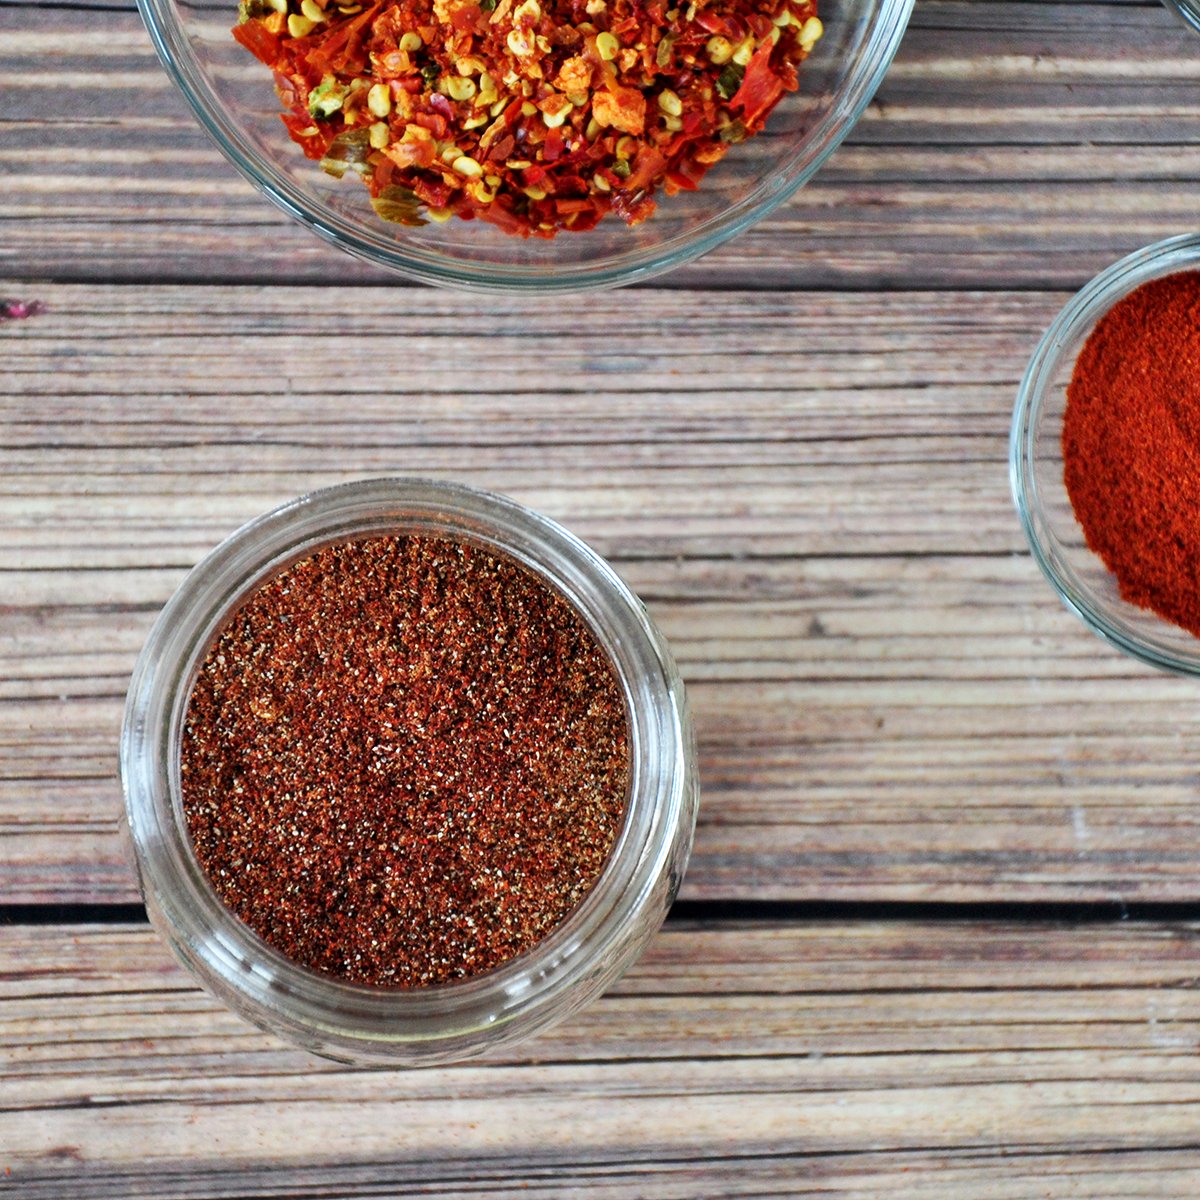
[1062,271,1200,636]
[180,533,630,988]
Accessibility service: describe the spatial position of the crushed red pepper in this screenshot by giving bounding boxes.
[180,534,630,988]
[233,0,821,234]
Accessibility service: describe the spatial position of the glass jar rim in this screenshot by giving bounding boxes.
[121,477,696,1059]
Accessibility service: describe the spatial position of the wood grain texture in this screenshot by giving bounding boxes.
[6,284,1200,905]
[3,1,1200,288]
[4,919,1200,1196]
[5,0,1200,1193]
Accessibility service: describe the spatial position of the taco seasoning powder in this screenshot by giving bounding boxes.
[179,533,630,988]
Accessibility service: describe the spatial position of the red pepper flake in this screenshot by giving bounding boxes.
[0,299,46,322]
[180,534,630,988]
[232,0,822,235]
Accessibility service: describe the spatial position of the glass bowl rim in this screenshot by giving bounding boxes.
[1162,0,1200,35]
[1009,231,1200,677]
[134,0,914,292]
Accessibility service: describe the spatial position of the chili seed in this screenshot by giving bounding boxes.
[366,82,392,117]
[657,89,683,116]
[446,76,477,101]
[595,31,620,60]
[507,28,535,56]
[705,36,733,64]
[732,35,756,65]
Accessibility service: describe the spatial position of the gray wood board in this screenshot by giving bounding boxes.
[4,919,1200,1196]
[5,284,1200,904]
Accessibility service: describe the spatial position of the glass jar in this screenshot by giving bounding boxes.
[121,478,698,1065]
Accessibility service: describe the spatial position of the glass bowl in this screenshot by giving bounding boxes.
[136,0,912,291]
[1010,233,1200,676]
[1163,0,1200,34]
[121,478,698,1065]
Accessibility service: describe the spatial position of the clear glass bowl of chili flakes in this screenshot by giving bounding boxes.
[137,0,911,289]
[1011,233,1200,677]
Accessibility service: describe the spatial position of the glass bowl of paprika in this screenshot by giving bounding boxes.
[1011,232,1200,676]
[120,477,698,1065]
[135,0,912,290]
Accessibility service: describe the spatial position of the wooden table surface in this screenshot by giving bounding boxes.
[6,0,1200,1194]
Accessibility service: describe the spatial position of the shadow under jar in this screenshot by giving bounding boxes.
[121,478,698,1066]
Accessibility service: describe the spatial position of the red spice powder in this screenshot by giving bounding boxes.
[1062,270,1200,636]
[180,534,630,987]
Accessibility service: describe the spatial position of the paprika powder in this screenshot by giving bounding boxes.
[1062,270,1200,636]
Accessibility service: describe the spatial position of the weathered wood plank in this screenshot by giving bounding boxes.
[3,920,1200,1196]
[2,2,1199,288]
[1,283,1042,565]
[5,2,1198,1190]
[6,284,1200,904]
